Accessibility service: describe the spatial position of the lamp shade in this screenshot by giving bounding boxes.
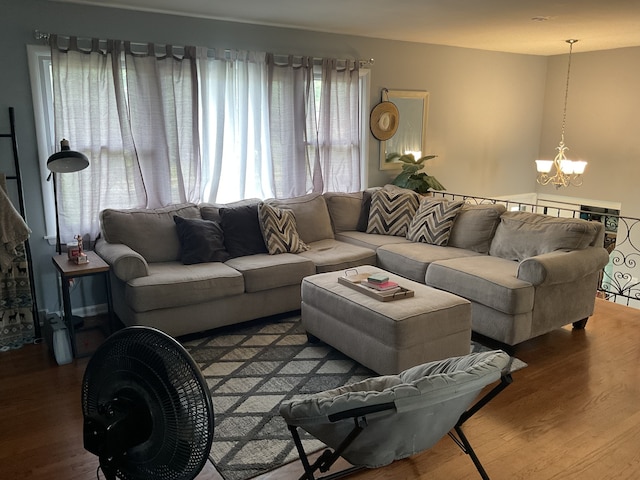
[572,161,587,174]
[47,139,89,173]
[535,160,553,173]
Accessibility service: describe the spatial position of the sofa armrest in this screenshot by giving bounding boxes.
[95,238,149,282]
[517,247,610,286]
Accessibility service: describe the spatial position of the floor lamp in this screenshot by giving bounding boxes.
[46,139,89,254]
[47,139,89,331]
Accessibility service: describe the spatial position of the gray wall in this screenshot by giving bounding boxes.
[2,0,632,316]
[538,46,640,219]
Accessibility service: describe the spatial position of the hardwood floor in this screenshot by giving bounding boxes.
[1,298,639,480]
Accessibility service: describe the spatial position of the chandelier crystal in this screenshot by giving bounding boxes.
[536,39,587,188]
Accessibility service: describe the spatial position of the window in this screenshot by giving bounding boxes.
[28,42,370,244]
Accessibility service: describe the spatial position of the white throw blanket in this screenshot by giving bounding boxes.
[0,174,31,271]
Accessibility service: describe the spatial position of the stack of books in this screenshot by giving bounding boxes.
[361,273,401,293]
[338,271,415,301]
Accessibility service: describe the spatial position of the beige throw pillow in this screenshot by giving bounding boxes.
[489,211,600,261]
[448,203,507,253]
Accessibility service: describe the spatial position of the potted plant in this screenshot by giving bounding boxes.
[385,153,445,193]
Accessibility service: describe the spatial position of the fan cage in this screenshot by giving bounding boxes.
[82,326,214,480]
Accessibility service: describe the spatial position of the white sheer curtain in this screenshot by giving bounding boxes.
[317,58,361,193]
[50,34,361,239]
[50,36,200,243]
[121,42,201,206]
[267,55,361,198]
[198,48,273,204]
[267,54,318,198]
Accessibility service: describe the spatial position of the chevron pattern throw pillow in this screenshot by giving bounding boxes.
[366,189,421,236]
[407,199,465,245]
[258,203,309,255]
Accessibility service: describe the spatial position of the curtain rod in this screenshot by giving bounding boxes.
[34,30,374,68]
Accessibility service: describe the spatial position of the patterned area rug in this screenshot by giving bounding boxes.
[182,314,526,480]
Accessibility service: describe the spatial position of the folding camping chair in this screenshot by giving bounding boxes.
[279,350,513,480]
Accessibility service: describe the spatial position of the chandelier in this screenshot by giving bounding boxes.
[535,39,587,188]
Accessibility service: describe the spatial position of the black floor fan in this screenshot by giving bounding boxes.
[82,326,214,480]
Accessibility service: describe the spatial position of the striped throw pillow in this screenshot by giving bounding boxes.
[366,189,420,236]
[407,199,465,245]
[258,203,309,255]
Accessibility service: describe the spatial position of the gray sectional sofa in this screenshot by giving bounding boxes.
[95,186,610,345]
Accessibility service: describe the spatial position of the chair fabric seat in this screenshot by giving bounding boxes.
[280,350,511,468]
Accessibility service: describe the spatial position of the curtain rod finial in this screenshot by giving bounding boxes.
[34,30,50,42]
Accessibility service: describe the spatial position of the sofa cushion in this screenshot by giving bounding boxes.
[258,203,309,254]
[323,191,363,233]
[489,211,601,262]
[199,198,262,223]
[448,203,506,254]
[100,203,201,263]
[173,216,230,264]
[426,256,535,315]
[366,188,420,237]
[377,242,482,283]
[335,231,412,251]
[298,239,377,273]
[406,198,465,245]
[126,262,245,312]
[268,193,335,244]
[219,204,268,258]
[225,253,316,293]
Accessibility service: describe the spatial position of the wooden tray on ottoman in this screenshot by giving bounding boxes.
[338,275,414,302]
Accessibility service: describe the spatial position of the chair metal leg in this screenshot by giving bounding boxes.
[288,420,367,480]
[447,373,513,479]
[449,425,490,480]
[288,425,317,480]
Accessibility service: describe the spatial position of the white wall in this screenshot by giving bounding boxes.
[538,46,640,219]
[368,43,547,197]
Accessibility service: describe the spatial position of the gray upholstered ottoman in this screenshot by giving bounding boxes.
[301,266,471,375]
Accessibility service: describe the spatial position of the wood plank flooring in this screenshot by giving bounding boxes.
[1,298,639,480]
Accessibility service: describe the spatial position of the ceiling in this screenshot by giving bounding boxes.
[51,0,640,55]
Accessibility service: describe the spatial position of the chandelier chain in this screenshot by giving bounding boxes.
[561,39,577,140]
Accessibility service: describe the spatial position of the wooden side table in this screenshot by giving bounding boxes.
[52,251,114,358]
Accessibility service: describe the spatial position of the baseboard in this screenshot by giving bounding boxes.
[39,303,109,322]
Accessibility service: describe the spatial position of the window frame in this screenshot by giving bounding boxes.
[27,44,57,245]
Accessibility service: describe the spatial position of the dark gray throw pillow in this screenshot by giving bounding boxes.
[356,190,373,232]
[174,216,231,265]
[219,204,268,257]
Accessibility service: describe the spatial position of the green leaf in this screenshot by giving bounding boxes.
[401,163,421,174]
[415,154,437,165]
[391,170,414,188]
[423,174,446,191]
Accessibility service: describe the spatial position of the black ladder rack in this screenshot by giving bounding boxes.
[1,107,40,338]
